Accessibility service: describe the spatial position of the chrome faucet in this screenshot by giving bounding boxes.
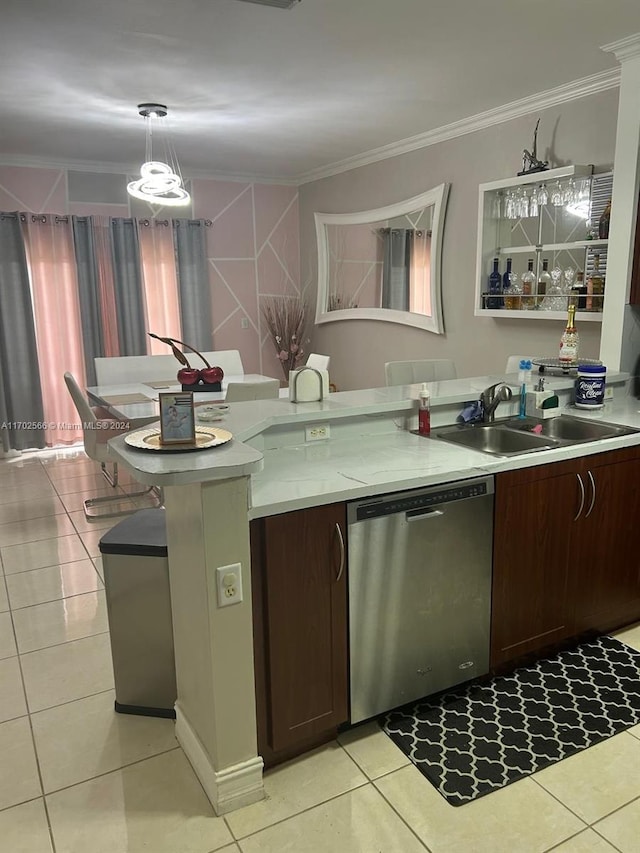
[290,365,324,403]
[480,382,513,423]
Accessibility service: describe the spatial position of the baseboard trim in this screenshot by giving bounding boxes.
[175,702,264,815]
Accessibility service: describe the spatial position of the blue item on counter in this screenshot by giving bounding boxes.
[457,401,484,423]
[518,359,532,419]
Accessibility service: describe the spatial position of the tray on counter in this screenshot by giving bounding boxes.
[532,357,603,376]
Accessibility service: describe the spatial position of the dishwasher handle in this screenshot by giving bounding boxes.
[406,508,445,522]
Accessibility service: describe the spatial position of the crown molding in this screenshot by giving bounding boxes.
[296,67,621,185]
[0,154,299,186]
[601,33,640,62]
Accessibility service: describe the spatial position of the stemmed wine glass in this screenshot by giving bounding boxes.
[551,180,563,207]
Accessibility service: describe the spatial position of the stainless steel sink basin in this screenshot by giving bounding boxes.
[434,414,640,457]
[434,423,557,456]
[506,415,639,443]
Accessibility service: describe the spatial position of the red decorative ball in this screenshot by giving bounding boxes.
[200,366,224,384]
[177,367,201,385]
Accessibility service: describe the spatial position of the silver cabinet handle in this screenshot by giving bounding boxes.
[585,470,596,518]
[335,522,345,583]
[574,473,585,521]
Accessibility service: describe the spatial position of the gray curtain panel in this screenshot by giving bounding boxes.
[72,216,104,385]
[110,218,147,355]
[0,215,46,451]
[174,219,213,351]
[382,228,412,311]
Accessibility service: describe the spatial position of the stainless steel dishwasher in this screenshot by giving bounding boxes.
[348,475,494,724]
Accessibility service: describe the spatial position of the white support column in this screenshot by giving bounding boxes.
[164,478,264,815]
[599,34,640,370]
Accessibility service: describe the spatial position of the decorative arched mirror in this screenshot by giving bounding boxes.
[314,184,450,333]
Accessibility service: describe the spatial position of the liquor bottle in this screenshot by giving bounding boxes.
[502,257,515,308]
[487,257,502,309]
[571,270,587,311]
[587,253,605,312]
[520,259,536,310]
[537,258,551,307]
[598,199,611,239]
[559,303,579,365]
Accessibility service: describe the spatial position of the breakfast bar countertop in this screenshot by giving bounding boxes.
[107,371,640,512]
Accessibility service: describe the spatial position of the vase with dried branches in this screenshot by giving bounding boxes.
[262,295,308,381]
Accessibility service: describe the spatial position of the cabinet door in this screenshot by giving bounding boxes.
[572,452,640,633]
[260,503,348,752]
[491,467,577,667]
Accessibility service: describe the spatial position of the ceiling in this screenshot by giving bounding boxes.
[0,0,638,183]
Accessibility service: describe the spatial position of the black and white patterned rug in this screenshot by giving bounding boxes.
[381,635,640,806]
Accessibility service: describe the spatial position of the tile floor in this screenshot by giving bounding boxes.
[1,449,640,853]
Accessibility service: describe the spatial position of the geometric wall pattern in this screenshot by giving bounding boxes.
[0,165,301,380]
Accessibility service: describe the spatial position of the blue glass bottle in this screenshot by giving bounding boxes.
[487,257,502,309]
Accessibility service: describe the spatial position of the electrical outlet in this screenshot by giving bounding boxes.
[216,563,243,607]
[604,386,614,400]
[305,423,330,442]
[241,317,249,329]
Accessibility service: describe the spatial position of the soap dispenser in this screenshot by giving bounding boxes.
[418,383,431,436]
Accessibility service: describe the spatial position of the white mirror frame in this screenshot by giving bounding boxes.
[314,183,450,333]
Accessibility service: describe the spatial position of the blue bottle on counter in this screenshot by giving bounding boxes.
[575,364,606,409]
[487,257,502,309]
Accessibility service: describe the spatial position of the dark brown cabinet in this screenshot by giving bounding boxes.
[250,502,348,767]
[492,446,640,669]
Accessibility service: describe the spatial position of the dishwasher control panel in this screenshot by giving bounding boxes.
[351,477,493,521]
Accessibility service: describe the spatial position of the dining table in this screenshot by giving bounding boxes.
[87,373,278,428]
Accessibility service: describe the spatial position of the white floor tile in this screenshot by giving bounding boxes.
[21,633,114,712]
[594,797,640,852]
[613,621,640,653]
[338,721,410,780]
[52,472,119,496]
[0,575,8,612]
[32,689,178,793]
[77,528,105,559]
[6,560,102,609]
[1,534,87,575]
[0,798,53,853]
[0,611,17,659]
[225,742,367,839]
[93,556,104,582]
[534,731,640,824]
[0,716,41,810]
[550,828,620,852]
[12,590,108,653]
[0,514,76,548]
[0,655,28,722]
[0,483,58,506]
[374,764,585,853]
[46,750,233,853]
[0,495,66,525]
[240,784,427,853]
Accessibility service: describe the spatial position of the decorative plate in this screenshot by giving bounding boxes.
[124,426,233,452]
[196,404,229,422]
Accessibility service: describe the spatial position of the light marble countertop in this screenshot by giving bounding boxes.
[107,372,640,511]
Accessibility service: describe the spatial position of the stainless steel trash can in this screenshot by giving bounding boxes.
[99,508,177,718]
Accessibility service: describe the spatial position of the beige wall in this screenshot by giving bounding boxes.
[299,89,620,391]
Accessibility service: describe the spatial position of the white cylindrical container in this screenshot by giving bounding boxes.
[574,364,606,409]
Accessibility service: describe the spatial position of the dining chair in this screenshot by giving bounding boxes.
[384,359,457,386]
[225,379,280,402]
[64,372,161,519]
[306,353,330,371]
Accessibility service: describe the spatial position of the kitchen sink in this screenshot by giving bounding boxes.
[434,415,640,457]
[434,423,557,456]
[506,415,639,443]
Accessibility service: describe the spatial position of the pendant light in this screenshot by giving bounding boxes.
[127,103,191,207]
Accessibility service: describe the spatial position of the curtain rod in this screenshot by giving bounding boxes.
[0,212,212,226]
